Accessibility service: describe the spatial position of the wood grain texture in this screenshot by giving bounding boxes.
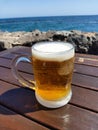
[0,47,98,130]
[0,80,98,130]
[0,105,49,130]
[72,73,98,90]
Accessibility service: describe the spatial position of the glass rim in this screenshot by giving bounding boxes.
[32,41,74,55]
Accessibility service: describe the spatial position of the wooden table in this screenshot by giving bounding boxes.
[0,46,98,130]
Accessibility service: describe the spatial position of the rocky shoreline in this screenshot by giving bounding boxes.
[0,30,98,55]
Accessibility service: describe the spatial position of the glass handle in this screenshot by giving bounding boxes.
[11,55,35,90]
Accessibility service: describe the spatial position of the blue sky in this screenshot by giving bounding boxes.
[0,0,98,18]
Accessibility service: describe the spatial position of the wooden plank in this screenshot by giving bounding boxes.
[72,73,98,90]
[0,78,97,113]
[0,76,98,112]
[1,56,98,77]
[0,46,98,57]
[11,48,98,67]
[0,53,17,59]
[0,105,49,130]
[0,52,98,78]
[0,64,97,111]
[75,53,98,67]
[1,47,98,67]
[0,67,34,86]
[74,64,98,77]
[0,63,98,91]
[10,47,98,61]
[75,53,98,59]
[0,47,98,130]
[0,47,98,78]
[1,47,97,60]
[71,85,98,112]
[0,46,30,56]
[1,48,98,80]
[0,57,12,68]
[75,56,98,67]
[30,105,98,130]
[11,46,31,55]
[10,48,98,67]
[0,80,98,130]
[0,57,33,74]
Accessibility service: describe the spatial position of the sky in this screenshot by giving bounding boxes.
[0,0,98,18]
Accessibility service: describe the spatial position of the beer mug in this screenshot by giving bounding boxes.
[11,42,75,108]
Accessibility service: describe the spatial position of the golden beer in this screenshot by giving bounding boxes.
[32,57,74,100]
[31,42,74,107]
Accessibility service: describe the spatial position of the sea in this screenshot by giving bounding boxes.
[0,15,98,32]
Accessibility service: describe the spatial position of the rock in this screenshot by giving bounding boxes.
[81,35,88,45]
[17,32,33,45]
[52,31,72,41]
[78,45,88,53]
[71,30,82,35]
[0,30,98,55]
[32,29,42,36]
[55,30,72,36]
[0,41,6,51]
[46,31,55,39]
[53,34,65,41]
[89,40,98,55]
[95,33,98,41]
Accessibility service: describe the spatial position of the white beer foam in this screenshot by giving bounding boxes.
[32,42,74,61]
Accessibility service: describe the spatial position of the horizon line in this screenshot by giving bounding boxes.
[0,14,98,19]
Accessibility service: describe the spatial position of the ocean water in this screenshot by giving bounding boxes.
[0,15,98,32]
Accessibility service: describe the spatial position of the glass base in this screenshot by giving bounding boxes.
[35,90,72,108]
